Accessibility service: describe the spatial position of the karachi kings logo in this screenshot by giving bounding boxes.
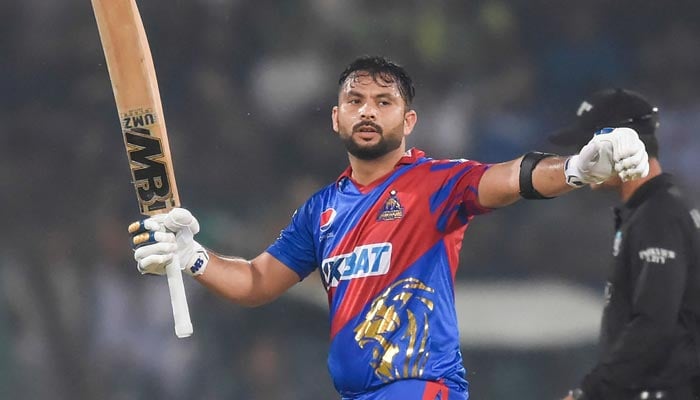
[353,278,435,381]
[377,190,404,221]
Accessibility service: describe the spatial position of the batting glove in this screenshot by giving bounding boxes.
[565,127,649,187]
[130,208,209,276]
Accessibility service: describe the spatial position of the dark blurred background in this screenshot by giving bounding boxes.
[1,0,699,399]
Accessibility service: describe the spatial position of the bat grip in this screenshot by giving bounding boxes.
[165,257,193,338]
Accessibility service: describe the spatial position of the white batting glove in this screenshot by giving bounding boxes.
[565,127,649,187]
[130,208,209,276]
[606,128,650,182]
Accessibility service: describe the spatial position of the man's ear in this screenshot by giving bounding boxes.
[404,109,417,136]
[331,105,339,133]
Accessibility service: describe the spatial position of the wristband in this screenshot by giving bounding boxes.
[519,151,557,199]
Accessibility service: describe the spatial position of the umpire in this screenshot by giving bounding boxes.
[550,88,700,400]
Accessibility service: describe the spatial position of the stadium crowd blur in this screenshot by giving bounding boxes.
[1,1,699,399]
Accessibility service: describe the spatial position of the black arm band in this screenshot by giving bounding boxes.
[519,151,557,200]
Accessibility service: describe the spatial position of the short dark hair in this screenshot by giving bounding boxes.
[338,56,415,106]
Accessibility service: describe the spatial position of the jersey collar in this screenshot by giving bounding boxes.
[614,173,674,226]
[335,147,426,185]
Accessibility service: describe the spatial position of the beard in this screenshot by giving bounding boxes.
[341,121,403,160]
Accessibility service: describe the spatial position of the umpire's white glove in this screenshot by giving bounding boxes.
[130,208,209,276]
[565,127,649,187]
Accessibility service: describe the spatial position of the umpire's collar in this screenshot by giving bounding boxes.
[624,173,674,210]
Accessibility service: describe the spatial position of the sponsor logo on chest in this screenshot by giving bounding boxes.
[321,243,392,289]
[320,208,337,231]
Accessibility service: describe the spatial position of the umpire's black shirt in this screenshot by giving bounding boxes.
[582,173,700,399]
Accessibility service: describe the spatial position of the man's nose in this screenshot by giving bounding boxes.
[359,103,377,119]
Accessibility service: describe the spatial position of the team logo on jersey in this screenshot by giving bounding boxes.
[321,243,392,289]
[354,278,435,382]
[320,208,337,231]
[377,190,404,221]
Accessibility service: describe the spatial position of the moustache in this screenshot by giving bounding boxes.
[352,121,383,134]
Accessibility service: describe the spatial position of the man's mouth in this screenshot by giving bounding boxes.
[353,123,382,139]
[355,130,379,141]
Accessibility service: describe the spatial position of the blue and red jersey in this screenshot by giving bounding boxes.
[266,148,491,399]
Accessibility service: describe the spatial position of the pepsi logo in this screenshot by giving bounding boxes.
[320,208,337,231]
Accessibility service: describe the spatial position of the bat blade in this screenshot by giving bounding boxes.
[92,0,193,338]
[92,0,179,213]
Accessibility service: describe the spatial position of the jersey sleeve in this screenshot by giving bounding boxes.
[266,201,318,280]
[456,160,492,215]
[432,160,492,232]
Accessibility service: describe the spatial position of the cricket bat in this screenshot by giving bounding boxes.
[91,0,193,338]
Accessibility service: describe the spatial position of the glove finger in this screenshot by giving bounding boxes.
[131,231,175,249]
[614,148,645,172]
[614,160,625,173]
[617,148,648,174]
[134,241,177,260]
[128,219,150,235]
[611,128,643,160]
[164,208,200,235]
[620,169,641,182]
[618,169,631,182]
[137,254,173,274]
[128,216,168,235]
[620,153,649,181]
[619,167,639,182]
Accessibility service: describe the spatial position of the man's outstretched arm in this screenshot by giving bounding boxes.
[477,127,649,209]
[477,155,569,209]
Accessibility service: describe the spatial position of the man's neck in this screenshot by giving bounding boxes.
[348,146,406,186]
[620,157,662,202]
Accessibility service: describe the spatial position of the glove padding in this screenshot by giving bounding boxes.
[130,208,209,276]
[565,127,649,187]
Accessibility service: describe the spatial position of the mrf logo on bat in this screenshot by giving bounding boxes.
[121,107,175,213]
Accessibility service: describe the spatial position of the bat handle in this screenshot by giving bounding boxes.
[165,257,193,338]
